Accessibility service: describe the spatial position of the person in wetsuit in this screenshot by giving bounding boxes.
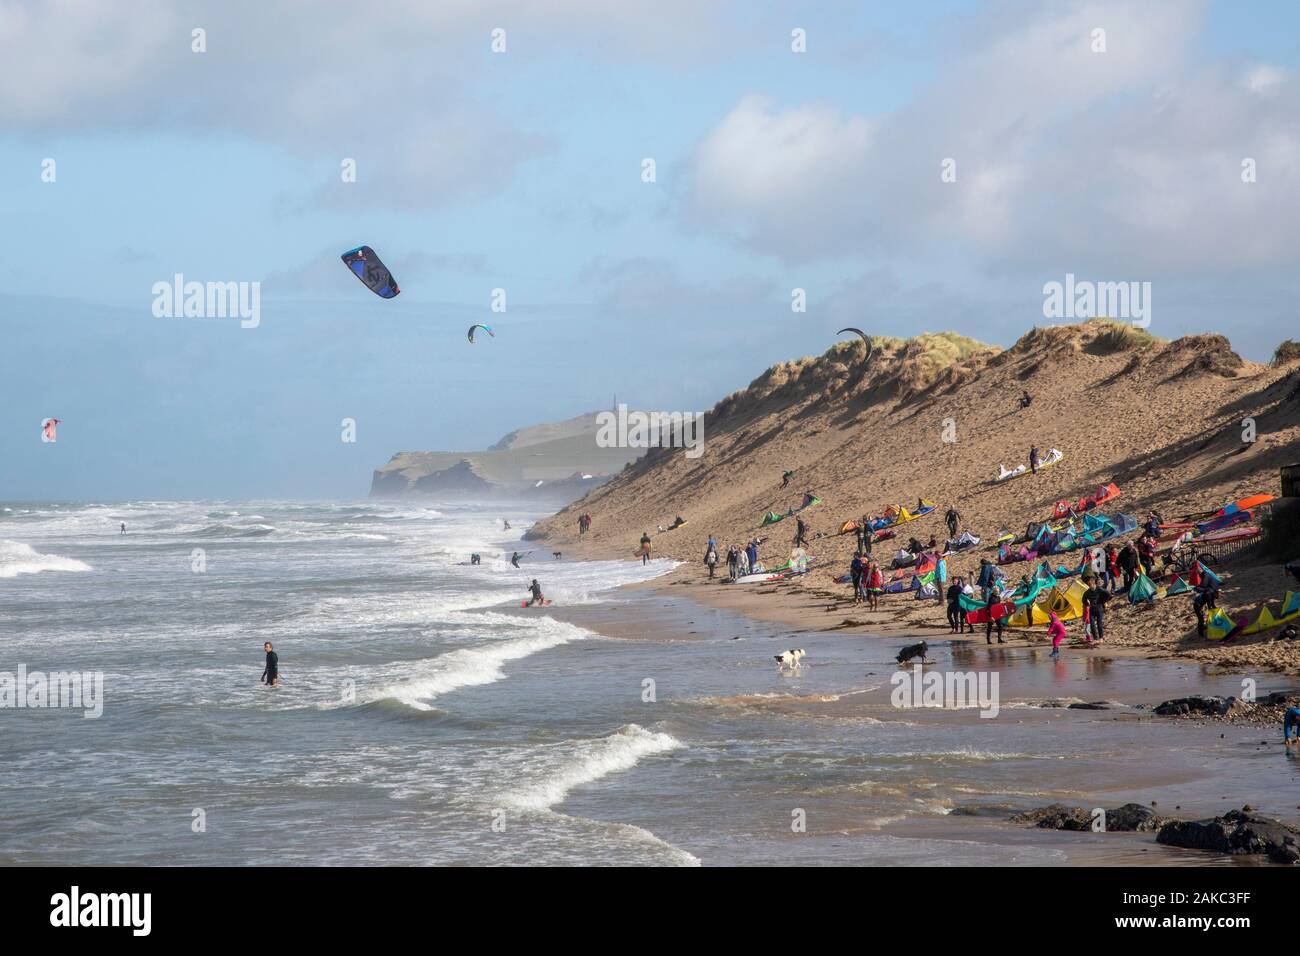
[526,579,544,607]
[261,641,279,687]
[511,552,522,568]
[1285,706,1300,752]
[470,553,481,565]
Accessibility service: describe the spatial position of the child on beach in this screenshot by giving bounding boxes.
[1047,612,1067,657]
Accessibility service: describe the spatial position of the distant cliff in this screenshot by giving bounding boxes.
[370,411,643,500]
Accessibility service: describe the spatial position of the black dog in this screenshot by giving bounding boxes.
[895,640,932,665]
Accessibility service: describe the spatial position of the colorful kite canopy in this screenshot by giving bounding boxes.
[467,324,494,344]
[340,246,399,298]
[836,327,873,362]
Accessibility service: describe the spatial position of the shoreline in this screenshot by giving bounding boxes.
[536,555,1300,866]
[538,537,1300,676]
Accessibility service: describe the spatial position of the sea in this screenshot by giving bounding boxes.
[1,500,1296,866]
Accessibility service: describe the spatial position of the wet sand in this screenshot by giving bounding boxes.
[545,578,1300,865]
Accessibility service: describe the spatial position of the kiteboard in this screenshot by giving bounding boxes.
[521,599,553,607]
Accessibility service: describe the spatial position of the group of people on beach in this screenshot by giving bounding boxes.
[719,537,764,580]
[849,552,885,609]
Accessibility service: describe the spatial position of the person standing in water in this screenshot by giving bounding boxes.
[503,519,511,531]
[120,523,126,535]
[525,579,545,607]
[261,642,279,687]
[511,551,522,568]
[640,532,652,565]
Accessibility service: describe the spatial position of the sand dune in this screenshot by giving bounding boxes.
[529,320,1300,673]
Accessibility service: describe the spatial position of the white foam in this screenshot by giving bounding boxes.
[0,540,92,578]
[497,724,685,811]
[373,618,590,710]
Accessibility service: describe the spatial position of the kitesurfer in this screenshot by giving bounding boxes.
[525,579,545,607]
[261,642,279,687]
[511,552,522,569]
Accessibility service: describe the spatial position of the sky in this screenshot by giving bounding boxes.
[2,0,1299,499]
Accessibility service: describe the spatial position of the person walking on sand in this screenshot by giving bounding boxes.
[946,578,963,633]
[1118,542,1139,592]
[261,641,279,687]
[1104,544,1121,593]
[640,532,652,565]
[781,469,794,489]
[1193,583,1219,638]
[794,517,809,549]
[1029,445,1041,475]
[984,586,1006,645]
[705,543,718,579]
[1083,577,1111,643]
[944,505,960,539]
[1047,611,1067,658]
[850,552,865,606]
[727,545,739,582]
[866,559,883,611]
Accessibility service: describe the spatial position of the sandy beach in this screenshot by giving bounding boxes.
[544,575,1300,865]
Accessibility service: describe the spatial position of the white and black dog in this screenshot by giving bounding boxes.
[774,648,806,671]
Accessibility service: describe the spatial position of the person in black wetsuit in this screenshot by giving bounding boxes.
[511,552,521,568]
[261,641,279,687]
[526,579,544,607]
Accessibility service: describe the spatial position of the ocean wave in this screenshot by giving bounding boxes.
[0,540,93,578]
[371,619,590,710]
[495,724,685,811]
[192,523,276,538]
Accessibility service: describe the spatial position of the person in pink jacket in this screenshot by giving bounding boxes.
[1047,612,1067,657]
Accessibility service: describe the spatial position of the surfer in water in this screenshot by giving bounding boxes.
[503,519,511,531]
[120,523,126,535]
[261,641,279,687]
[525,579,545,607]
[511,551,522,568]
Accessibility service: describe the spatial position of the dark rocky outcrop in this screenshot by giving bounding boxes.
[1012,803,1093,831]
[1012,802,1170,832]
[1157,810,1300,864]
[1105,803,1167,832]
[1153,695,1234,717]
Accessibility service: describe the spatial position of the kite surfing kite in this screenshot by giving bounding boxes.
[467,324,494,344]
[340,246,399,298]
[836,327,874,363]
[42,418,60,442]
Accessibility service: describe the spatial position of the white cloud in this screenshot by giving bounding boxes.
[681,0,1300,275]
[0,0,725,208]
